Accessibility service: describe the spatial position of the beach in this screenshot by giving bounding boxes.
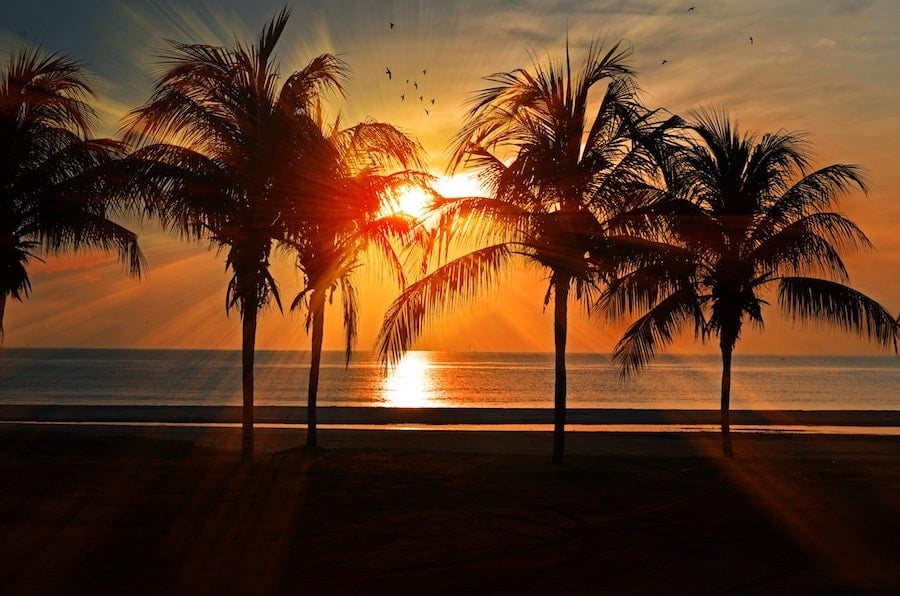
[1,424,898,594]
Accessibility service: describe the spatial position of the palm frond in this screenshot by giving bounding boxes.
[333,120,426,173]
[742,128,809,201]
[0,237,38,298]
[339,276,358,364]
[582,76,637,164]
[279,53,348,115]
[581,38,634,87]
[750,212,872,281]
[39,211,145,278]
[110,143,232,232]
[398,188,522,282]
[758,164,868,227]
[778,277,899,351]
[253,6,291,70]
[355,213,411,290]
[1,43,143,319]
[600,239,699,321]
[612,288,705,376]
[3,45,98,136]
[377,244,513,365]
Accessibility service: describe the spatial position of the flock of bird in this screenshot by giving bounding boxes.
[660,6,754,66]
[385,21,436,116]
[383,6,757,111]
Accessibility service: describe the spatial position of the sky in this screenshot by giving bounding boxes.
[3,0,899,356]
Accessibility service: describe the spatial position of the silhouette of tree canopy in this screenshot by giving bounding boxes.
[0,45,143,340]
[284,115,428,448]
[606,109,900,456]
[116,8,351,461]
[377,39,680,463]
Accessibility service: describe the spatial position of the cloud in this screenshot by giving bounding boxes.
[814,38,839,50]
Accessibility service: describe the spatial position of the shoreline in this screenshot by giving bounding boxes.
[3,421,899,459]
[3,404,899,426]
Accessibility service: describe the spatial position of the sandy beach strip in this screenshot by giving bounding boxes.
[4,404,900,428]
[2,420,899,459]
[1,424,898,594]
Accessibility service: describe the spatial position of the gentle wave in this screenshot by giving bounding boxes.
[0,348,897,412]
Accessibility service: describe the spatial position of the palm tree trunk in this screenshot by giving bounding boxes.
[552,275,570,465]
[719,342,734,458]
[241,301,258,463]
[0,293,6,343]
[306,296,325,448]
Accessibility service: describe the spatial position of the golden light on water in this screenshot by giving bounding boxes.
[380,351,438,407]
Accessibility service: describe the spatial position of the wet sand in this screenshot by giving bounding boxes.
[1,424,898,594]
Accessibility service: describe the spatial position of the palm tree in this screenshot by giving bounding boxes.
[117,8,347,461]
[607,109,900,456]
[0,46,143,340]
[285,117,427,448]
[377,39,677,463]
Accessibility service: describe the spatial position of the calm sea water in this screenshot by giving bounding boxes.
[0,348,897,411]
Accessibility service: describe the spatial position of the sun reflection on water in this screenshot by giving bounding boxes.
[380,351,438,407]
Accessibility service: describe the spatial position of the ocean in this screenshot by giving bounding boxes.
[0,348,897,413]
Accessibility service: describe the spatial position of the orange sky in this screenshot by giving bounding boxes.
[3,1,899,355]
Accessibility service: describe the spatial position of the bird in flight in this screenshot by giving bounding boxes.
[422,69,427,76]
[749,36,754,45]
[385,68,392,79]
[390,22,394,29]
[688,6,695,11]
[661,59,668,65]
[400,94,405,101]
[414,82,418,89]
[430,98,435,104]
[419,95,424,102]
[425,108,430,115]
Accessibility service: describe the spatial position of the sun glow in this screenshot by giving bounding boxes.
[380,351,438,407]
[393,185,433,221]
[435,173,487,199]
[388,174,487,222]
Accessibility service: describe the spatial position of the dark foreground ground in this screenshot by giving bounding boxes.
[1,425,898,595]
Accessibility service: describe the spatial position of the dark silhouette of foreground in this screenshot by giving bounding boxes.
[1,426,898,594]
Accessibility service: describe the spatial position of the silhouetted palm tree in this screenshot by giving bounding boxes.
[378,39,678,463]
[117,8,347,461]
[607,109,900,456]
[0,46,143,340]
[285,116,427,448]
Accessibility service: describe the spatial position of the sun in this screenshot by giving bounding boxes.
[389,174,486,221]
[393,185,433,220]
[434,173,486,199]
